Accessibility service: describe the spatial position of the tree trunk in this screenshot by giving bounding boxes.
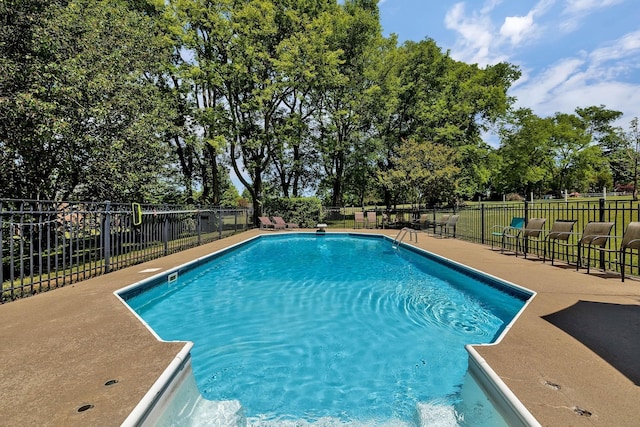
[331,151,345,206]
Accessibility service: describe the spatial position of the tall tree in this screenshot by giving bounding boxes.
[576,105,625,189]
[0,0,68,199]
[496,108,554,196]
[371,38,520,206]
[264,0,342,198]
[316,0,382,206]
[378,139,460,207]
[549,112,593,192]
[0,0,179,201]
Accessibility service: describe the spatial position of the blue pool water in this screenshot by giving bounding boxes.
[125,234,529,425]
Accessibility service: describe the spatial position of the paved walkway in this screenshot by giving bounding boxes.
[1,229,639,426]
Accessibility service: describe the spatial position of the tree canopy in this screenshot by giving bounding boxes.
[1,0,636,212]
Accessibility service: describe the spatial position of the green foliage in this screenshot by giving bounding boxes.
[0,0,180,202]
[4,0,635,209]
[263,197,323,228]
[496,108,556,196]
[378,139,460,207]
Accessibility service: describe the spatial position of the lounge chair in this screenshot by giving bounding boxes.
[543,219,577,265]
[426,214,450,234]
[412,214,430,230]
[354,211,365,229]
[273,216,299,229]
[259,216,285,230]
[366,211,377,229]
[491,217,525,253]
[388,212,408,229]
[440,214,459,237]
[520,218,547,258]
[576,221,615,272]
[578,221,640,280]
[619,222,640,281]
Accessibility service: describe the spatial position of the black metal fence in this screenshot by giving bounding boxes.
[1,200,251,303]
[323,200,640,280]
[5,199,639,303]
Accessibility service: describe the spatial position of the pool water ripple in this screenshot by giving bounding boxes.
[127,235,525,425]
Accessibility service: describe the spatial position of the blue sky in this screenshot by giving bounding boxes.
[379,0,640,130]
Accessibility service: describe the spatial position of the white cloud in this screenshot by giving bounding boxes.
[445,0,556,64]
[500,12,535,45]
[589,30,640,65]
[512,57,586,113]
[480,0,503,14]
[511,29,640,123]
[564,0,624,14]
[444,2,501,65]
[499,0,557,46]
[560,0,625,32]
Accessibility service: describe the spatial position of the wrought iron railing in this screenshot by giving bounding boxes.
[5,199,639,303]
[1,200,250,303]
[323,200,640,280]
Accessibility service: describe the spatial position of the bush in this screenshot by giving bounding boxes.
[505,193,525,201]
[263,197,323,228]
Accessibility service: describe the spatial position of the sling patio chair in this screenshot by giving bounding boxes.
[273,216,299,229]
[578,221,640,280]
[543,219,577,265]
[440,214,460,238]
[354,211,365,229]
[411,213,430,230]
[425,214,450,235]
[366,211,377,229]
[619,222,640,281]
[519,218,547,258]
[259,216,285,230]
[388,212,410,229]
[491,217,525,253]
[576,221,615,272]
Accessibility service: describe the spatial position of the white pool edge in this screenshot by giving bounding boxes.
[466,345,541,427]
[120,341,194,427]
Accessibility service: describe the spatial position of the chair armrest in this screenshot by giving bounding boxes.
[545,231,576,241]
[580,234,616,246]
[491,225,509,234]
[501,226,523,236]
[622,238,640,250]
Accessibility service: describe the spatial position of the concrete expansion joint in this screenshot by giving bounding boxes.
[543,403,595,419]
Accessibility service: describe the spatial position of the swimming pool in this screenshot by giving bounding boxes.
[119,233,536,426]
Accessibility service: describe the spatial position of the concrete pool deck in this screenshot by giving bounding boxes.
[1,228,639,426]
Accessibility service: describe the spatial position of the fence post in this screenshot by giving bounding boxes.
[197,207,202,246]
[0,200,3,287]
[218,206,223,239]
[481,204,485,245]
[163,215,169,256]
[524,200,529,254]
[599,198,606,269]
[103,201,111,273]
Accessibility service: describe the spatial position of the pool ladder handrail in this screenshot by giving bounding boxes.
[392,227,418,248]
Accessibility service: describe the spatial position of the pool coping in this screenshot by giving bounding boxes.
[2,228,640,426]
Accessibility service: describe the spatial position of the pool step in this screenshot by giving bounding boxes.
[188,399,246,426]
[246,417,412,426]
[181,400,460,427]
[244,403,460,426]
[415,402,461,426]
